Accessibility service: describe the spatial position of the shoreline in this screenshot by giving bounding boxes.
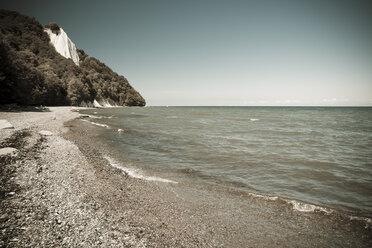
[78,109,372,220]
[1,107,371,247]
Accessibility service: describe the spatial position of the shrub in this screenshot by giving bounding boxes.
[44,22,60,34]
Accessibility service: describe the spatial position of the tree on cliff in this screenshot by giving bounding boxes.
[0,9,145,106]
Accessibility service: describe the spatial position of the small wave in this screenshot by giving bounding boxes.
[248,193,371,227]
[104,156,177,184]
[287,200,333,214]
[349,216,372,229]
[246,191,333,214]
[79,114,99,119]
[81,119,110,128]
[84,114,118,119]
[206,134,245,142]
[248,193,278,201]
[250,118,259,121]
[178,168,199,175]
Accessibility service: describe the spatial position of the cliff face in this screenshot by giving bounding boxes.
[0,10,145,106]
[44,25,80,66]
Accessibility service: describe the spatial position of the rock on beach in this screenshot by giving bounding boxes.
[0,147,19,157]
[38,130,53,136]
[0,120,14,129]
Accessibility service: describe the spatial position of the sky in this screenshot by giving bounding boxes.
[1,0,372,106]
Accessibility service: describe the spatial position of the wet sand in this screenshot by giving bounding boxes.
[0,107,371,247]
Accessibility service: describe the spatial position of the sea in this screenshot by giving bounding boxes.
[80,106,372,218]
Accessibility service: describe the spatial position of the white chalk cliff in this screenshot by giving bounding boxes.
[44,28,80,66]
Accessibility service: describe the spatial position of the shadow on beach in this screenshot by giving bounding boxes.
[0,104,51,113]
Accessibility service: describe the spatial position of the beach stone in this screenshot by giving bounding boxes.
[0,213,9,222]
[39,130,53,136]
[0,147,19,157]
[0,120,14,129]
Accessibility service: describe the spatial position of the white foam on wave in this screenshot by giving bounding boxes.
[287,200,333,214]
[247,193,333,214]
[250,118,259,121]
[249,192,371,227]
[248,193,278,201]
[81,119,109,128]
[349,216,372,229]
[104,156,177,184]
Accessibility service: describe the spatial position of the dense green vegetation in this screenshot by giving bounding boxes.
[0,10,145,106]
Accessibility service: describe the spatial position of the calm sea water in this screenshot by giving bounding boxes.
[81,107,372,216]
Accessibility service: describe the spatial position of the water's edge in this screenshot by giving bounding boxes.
[77,107,372,225]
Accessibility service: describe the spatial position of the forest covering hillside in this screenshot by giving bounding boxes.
[0,10,146,106]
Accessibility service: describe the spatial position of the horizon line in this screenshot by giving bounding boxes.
[144,105,372,107]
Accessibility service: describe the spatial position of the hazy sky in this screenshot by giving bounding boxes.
[2,0,372,106]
